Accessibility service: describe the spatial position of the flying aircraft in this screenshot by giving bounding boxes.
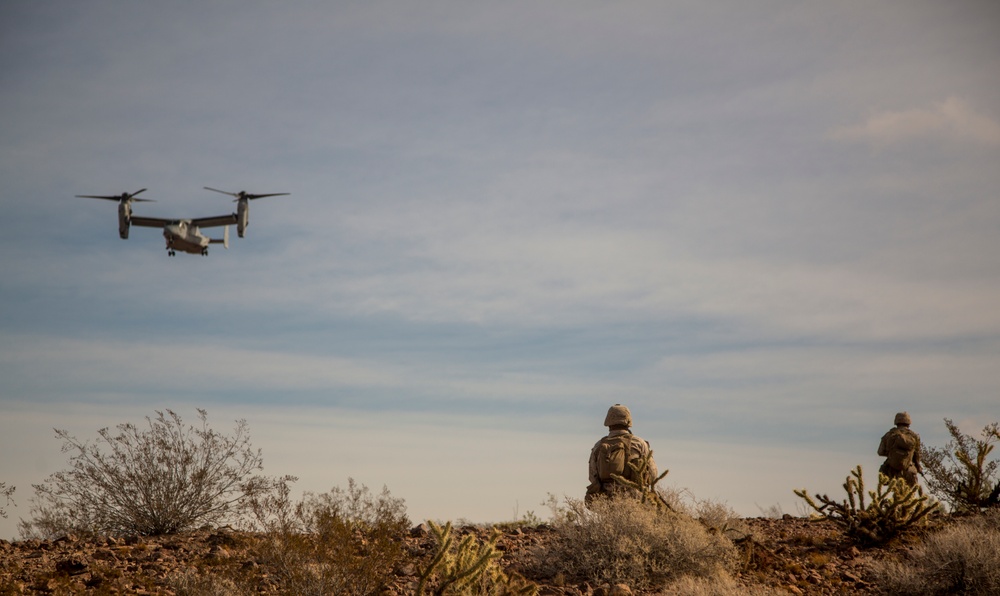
[76,187,289,256]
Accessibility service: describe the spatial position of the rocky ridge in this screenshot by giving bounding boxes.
[0,517,898,595]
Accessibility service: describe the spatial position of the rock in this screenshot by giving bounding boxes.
[593,584,632,596]
[55,556,88,575]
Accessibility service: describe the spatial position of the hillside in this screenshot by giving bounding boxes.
[0,515,905,595]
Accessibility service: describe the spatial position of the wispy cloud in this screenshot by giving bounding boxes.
[829,97,1000,147]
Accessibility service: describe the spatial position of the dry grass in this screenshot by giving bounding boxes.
[868,511,1000,595]
[657,575,787,596]
[251,480,411,596]
[533,495,739,591]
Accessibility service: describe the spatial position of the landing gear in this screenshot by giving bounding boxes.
[168,249,176,256]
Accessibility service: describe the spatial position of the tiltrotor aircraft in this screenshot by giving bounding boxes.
[76,187,289,256]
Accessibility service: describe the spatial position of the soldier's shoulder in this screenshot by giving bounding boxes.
[630,434,652,447]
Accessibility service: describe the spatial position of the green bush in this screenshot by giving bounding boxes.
[534,494,738,591]
[794,465,939,546]
[921,419,1000,513]
[869,511,1000,595]
[19,409,292,538]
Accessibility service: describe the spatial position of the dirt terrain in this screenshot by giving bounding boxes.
[0,517,899,595]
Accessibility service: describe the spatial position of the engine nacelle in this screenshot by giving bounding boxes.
[236,198,249,237]
[118,201,131,239]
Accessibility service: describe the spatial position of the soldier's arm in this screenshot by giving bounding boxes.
[588,444,600,485]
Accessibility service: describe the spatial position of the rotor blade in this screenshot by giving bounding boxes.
[204,186,238,197]
[76,195,121,200]
[131,198,156,202]
[246,192,290,200]
[130,188,147,197]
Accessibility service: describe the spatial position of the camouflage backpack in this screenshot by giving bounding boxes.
[886,428,917,471]
[595,434,645,485]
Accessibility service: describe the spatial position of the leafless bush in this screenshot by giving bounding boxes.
[755,503,786,519]
[0,482,13,518]
[649,486,748,539]
[247,478,411,596]
[921,419,1000,512]
[19,409,293,538]
[868,511,1000,595]
[534,494,738,590]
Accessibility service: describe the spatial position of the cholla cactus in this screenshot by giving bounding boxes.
[609,450,673,511]
[795,465,939,546]
[922,419,1000,512]
[415,520,537,595]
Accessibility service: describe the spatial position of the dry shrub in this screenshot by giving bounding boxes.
[0,482,13,519]
[20,409,292,538]
[653,486,749,540]
[247,478,410,596]
[661,574,786,596]
[168,569,253,596]
[869,511,1000,595]
[536,495,738,590]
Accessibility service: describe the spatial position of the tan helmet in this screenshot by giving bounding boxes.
[894,411,912,426]
[604,404,632,427]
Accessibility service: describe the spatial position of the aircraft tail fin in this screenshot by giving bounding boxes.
[209,226,230,249]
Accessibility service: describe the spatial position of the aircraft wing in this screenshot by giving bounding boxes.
[129,216,175,228]
[190,214,237,228]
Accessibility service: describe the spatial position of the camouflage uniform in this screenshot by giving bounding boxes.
[877,411,922,486]
[586,404,658,501]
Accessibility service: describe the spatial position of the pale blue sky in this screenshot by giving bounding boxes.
[1,1,999,538]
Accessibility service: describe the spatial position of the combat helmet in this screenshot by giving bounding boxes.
[894,411,912,426]
[604,404,632,427]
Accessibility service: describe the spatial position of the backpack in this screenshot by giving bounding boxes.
[886,428,916,471]
[596,435,643,485]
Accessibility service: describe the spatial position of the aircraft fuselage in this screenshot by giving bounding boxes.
[163,221,213,255]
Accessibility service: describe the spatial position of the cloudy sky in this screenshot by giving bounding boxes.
[1,1,998,538]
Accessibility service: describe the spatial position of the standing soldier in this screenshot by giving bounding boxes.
[878,411,922,486]
[587,404,658,502]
